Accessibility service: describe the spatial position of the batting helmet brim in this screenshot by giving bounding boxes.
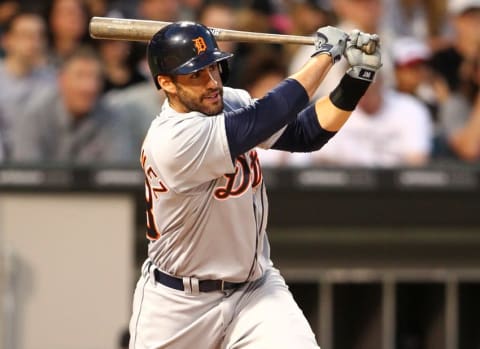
[172,50,233,75]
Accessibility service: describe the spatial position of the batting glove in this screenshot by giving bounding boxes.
[312,26,349,64]
[344,29,382,82]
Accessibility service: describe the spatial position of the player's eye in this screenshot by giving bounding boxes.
[190,71,200,79]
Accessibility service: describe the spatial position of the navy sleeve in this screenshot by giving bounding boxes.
[224,79,309,159]
[271,104,337,152]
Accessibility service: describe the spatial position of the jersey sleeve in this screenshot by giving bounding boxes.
[224,79,309,158]
[225,95,287,149]
[257,127,287,149]
[148,113,235,192]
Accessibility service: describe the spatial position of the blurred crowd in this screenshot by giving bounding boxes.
[0,0,479,168]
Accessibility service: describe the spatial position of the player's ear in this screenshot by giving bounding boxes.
[158,75,176,94]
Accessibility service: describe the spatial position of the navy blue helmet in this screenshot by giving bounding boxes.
[147,21,233,89]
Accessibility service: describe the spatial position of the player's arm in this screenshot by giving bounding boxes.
[272,30,382,152]
[224,26,349,160]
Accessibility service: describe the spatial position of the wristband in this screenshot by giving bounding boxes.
[329,73,371,111]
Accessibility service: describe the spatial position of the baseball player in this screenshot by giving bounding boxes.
[129,22,381,349]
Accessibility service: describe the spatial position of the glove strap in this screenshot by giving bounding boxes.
[311,33,341,63]
[311,45,336,62]
[347,66,377,82]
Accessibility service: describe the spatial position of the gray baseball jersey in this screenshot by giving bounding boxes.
[141,87,282,282]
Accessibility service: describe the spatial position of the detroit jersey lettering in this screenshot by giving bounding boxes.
[140,87,281,283]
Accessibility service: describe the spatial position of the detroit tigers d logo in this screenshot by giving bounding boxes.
[192,36,207,55]
[214,150,263,200]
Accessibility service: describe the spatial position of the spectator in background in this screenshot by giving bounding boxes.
[383,0,449,51]
[104,80,165,158]
[98,39,146,93]
[392,38,434,102]
[136,0,180,22]
[45,0,91,66]
[288,0,331,37]
[242,50,287,99]
[11,46,135,165]
[430,0,480,161]
[331,0,384,33]
[284,0,332,62]
[83,0,108,17]
[0,0,17,24]
[180,0,205,21]
[391,36,451,157]
[83,0,132,18]
[311,75,433,167]
[197,0,236,54]
[129,0,183,81]
[102,0,186,155]
[0,0,19,46]
[84,0,145,93]
[0,12,55,161]
[0,128,4,161]
[391,37,447,123]
[227,2,287,88]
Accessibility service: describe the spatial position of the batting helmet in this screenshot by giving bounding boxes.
[147,21,233,89]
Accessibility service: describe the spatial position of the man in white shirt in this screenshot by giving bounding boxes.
[311,75,433,167]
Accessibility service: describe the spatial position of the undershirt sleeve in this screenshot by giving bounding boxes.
[271,104,337,152]
[224,79,309,159]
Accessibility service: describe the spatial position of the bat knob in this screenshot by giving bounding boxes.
[363,41,377,55]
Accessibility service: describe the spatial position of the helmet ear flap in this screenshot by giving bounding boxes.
[218,60,230,85]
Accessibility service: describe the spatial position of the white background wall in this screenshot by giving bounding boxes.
[0,193,135,349]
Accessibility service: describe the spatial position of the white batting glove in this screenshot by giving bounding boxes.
[312,26,349,64]
[344,29,382,82]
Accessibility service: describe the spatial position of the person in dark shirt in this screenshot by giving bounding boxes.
[429,0,480,161]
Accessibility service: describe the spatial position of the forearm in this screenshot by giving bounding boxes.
[316,73,371,131]
[272,104,336,152]
[289,54,334,99]
[314,96,352,132]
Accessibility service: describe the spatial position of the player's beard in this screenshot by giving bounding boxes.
[174,84,224,116]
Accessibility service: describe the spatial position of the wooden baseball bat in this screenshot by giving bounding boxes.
[89,17,377,54]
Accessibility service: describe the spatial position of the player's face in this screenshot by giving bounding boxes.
[169,63,224,116]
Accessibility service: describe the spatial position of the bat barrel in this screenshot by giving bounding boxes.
[89,16,315,45]
[89,17,163,42]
